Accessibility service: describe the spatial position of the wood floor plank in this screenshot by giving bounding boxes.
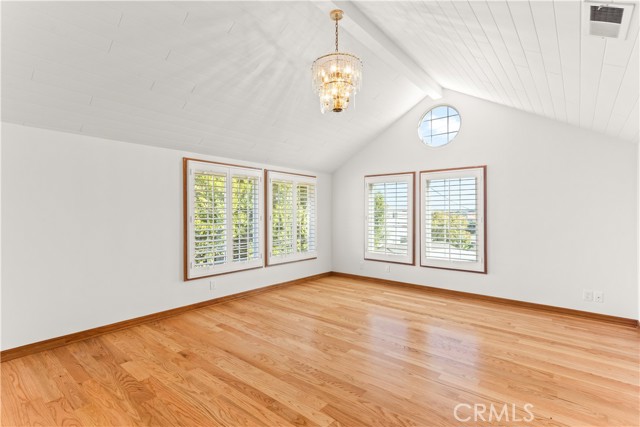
[46,397,84,427]
[2,276,638,426]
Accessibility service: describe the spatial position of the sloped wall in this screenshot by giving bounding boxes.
[1,123,332,350]
[332,90,638,319]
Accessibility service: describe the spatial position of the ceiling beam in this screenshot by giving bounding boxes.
[312,1,442,99]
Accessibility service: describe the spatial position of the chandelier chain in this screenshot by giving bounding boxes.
[335,17,339,52]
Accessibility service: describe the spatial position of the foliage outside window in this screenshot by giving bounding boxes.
[185,159,263,280]
[267,171,317,265]
[296,184,314,253]
[232,176,260,261]
[364,173,414,265]
[430,211,476,251]
[420,166,486,273]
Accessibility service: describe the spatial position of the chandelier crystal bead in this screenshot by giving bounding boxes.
[311,9,362,114]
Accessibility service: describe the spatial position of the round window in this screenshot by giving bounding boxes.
[418,105,461,147]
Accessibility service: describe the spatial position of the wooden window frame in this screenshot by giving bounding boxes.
[419,165,487,274]
[265,170,318,267]
[183,158,264,281]
[364,172,416,265]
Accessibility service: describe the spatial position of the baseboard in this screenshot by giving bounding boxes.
[0,272,332,362]
[329,272,639,328]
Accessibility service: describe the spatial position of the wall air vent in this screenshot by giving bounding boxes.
[583,1,635,40]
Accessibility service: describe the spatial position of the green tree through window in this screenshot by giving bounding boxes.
[194,173,227,266]
[430,211,475,250]
[272,181,294,256]
[373,191,386,251]
[187,160,264,279]
[232,176,258,261]
[297,184,315,252]
[268,173,317,265]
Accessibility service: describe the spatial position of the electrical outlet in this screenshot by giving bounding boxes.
[583,289,594,302]
[385,265,391,272]
[594,291,604,303]
[209,281,216,291]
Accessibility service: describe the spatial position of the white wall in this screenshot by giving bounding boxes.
[1,123,332,350]
[2,88,637,351]
[333,90,638,319]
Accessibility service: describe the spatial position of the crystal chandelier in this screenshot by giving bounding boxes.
[311,9,363,113]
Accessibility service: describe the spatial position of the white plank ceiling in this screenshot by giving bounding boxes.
[357,0,639,142]
[2,1,638,172]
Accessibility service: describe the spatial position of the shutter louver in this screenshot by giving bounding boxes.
[193,172,227,268]
[271,180,294,256]
[420,167,486,273]
[363,173,414,264]
[296,183,316,253]
[266,171,318,265]
[366,181,409,256]
[185,160,264,280]
[232,175,260,262]
[424,177,478,262]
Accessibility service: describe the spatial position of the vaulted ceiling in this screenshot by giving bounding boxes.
[2,1,638,172]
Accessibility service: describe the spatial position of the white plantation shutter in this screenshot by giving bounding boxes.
[296,183,316,252]
[231,175,261,262]
[420,167,486,273]
[193,172,227,267]
[424,177,477,261]
[364,173,414,264]
[267,171,318,265]
[271,180,295,256]
[366,182,409,255]
[185,159,263,280]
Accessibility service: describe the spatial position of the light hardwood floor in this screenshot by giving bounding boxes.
[2,276,639,426]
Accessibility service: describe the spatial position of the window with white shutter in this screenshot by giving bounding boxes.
[420,166,486,273]
[271,180,295,257]
[364,173,415,265]
[296,183,316,253]
[267,171,317,265]
[184,159,263,280]
[232,175,261,262]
